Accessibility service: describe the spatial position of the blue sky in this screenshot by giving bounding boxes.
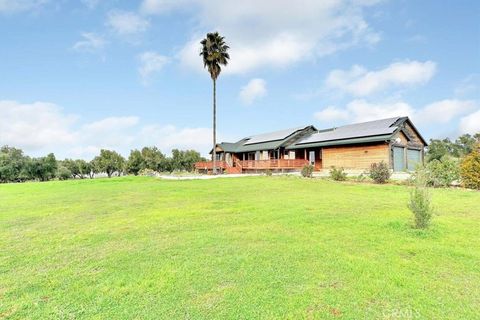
[0,0,479,159]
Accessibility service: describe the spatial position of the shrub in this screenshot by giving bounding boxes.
[408,167,433,229]
[369,161,391,183]
[426,157,460,187]
[301,164,314,178]
[56,166,72,180]
[138,168,159,177]
[355,173,367,182]
[265,169,273,176]
[460,144,480,189]
[329,166,347,181]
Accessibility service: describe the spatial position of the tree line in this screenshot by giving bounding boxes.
[422,133,480,189]
[0,146,205,183]
[426,132,480,161]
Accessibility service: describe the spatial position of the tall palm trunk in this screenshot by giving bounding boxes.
[212,78,217,174]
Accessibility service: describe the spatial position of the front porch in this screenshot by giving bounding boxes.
[194,158,310,174]
[237,159,309,170]
[194,160,229,171]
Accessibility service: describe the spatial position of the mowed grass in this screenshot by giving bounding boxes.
[0,176,479,319]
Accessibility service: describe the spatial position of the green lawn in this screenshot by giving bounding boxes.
[1,176,479,319]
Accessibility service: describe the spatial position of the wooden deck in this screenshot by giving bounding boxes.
[238,159,309,170]
[194,161,228,170]
[194,159,309,172]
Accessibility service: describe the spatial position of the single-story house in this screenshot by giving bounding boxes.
[194,116,427,174]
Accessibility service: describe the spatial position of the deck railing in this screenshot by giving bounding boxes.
[194,159,309,171]
[238,159,309,169]
[194,160,228,169]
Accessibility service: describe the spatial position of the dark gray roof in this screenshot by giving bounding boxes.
[212,116,424,153]
[244,126,310,145]
[294,117,402,146]
[235,140,286,153]
[217,142,241,153]
[212,125,314,153]
[286,134,393,149]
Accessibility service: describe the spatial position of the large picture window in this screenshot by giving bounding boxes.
[393,147,405,172]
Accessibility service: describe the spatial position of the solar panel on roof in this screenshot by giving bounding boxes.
[243,126,307,145]
[296,117,400,145]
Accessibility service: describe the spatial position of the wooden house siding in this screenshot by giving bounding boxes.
[391,122,425,148]
[389,122,426,171]
[198,117,426,173]
[396,131,409,145]
[322,143,389,170]
[403,123,425,147]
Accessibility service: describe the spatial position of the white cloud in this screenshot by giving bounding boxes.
[239,78,267,105]
[313,99,477,127]
[314,106,350,122]
[72,32,106,53]
[78,117,141,155]
[160,0,382,74]
[0,0,48,13]
[459,109,480,134]
[346,100,414,123]
[140,0,187,14]
[0,100,77,151]
[180,32,317,75]
[138,51,169,84]
[0,100,213,159]
[82,116,139,133]
[325,60,437,96]
[106,10,150,36]
[416,99,476,124]
[138,125,212,151]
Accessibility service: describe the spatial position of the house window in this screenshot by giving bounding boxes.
[262,151,269,160]
[309,150,315,165]
[225,153,232,166]
[393,147,405,172]
[407,149,421,171]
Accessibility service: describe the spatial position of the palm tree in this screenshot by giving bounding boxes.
[200,32,230,174]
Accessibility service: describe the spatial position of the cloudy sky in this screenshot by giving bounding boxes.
[0,0,479,159]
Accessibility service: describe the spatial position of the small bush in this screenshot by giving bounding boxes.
[329,167,347,181]
[265,169,273,176]
[408,167,433,229]
[426,157,460,187]
[460,144,480,189]
[355,173,367,182]
[369,161,391,183]
[56,166,72,180]
[301,165,314,178]
[139,168,159,177]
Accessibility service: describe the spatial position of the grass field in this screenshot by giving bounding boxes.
[1,176,479,319]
